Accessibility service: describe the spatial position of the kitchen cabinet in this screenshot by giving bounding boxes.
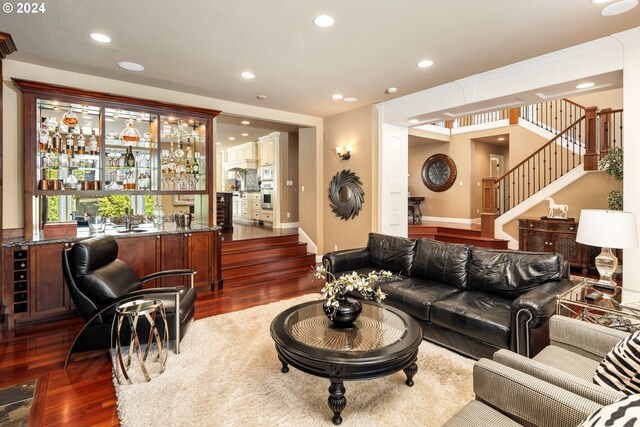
[257,134,275,166]
[518,218,591,274]
[117,236,160,288]
[224,142,257,170]
[13,79,219,237]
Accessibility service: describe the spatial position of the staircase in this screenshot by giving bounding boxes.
[408,224,508,248]
[480,100,623,241]
[221,233,316,288]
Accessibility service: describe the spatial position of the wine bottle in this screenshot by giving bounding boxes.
[126,146,135,167]
[66,133,74,156]
[88,130,98,155]
[192,158,199,175]
[51,127,62,153]
[77,133,86,155]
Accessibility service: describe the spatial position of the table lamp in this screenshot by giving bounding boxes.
[576,209,638,287]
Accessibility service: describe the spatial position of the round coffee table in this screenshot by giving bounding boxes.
[270,300,422,425]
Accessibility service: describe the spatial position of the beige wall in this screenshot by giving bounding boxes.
[279,132,299,223]
[408,137,471,219]
[323,105,375,251]
[298,127,318,244]
[502,171,622,239]
[568,88,623,110]
[471,141,508,217]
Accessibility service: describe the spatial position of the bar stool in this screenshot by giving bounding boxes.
[408,197,425,224]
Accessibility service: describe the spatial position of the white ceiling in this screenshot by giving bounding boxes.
[1,0,639,121]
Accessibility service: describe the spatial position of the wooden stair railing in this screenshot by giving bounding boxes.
[480,106,624,238]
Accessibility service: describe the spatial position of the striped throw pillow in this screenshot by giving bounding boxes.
[581,394,640,427]
[593,330,640,395]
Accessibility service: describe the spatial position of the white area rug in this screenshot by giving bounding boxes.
[114,294,474,426]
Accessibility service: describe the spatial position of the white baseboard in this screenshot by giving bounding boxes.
[276,221,300,229]
[420,216,478,225]
[298,227,317,255]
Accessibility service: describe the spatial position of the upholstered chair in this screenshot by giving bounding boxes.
[62,235,197,367]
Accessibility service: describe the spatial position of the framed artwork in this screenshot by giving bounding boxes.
[173,194,195,206]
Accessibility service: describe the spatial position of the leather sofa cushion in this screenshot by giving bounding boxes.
[410,238,470,289]
[468,248,563,297]
[367,232,416,275]
[378,277,461,321]
[431,291,512,349]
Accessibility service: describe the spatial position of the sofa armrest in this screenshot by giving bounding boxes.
[510,278,574,356]
[493,349,624,406]
[549,315,629,361]
[474,358,602,427]
[322,248,371,274]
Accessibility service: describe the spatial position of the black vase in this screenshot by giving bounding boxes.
[323,296,362,327]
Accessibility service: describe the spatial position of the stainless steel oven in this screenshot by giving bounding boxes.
[261,181,273,210]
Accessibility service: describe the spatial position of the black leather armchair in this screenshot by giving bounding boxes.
[62,235,197,368]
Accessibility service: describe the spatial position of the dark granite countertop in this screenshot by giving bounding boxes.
[2,222,221,248]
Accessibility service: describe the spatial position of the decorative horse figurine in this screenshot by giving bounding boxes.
[545,197,569,218]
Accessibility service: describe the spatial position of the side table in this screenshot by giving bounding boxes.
[408,197,425,224]
[113,299,168,384]
[556,279,640,332]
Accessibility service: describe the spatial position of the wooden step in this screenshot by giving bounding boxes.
[221,234,299,253]
[222,242,309,267]
[408,224,507,249]
[222,253,317,287]
[435,233,509,249]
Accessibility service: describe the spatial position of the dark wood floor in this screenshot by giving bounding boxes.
[0,269,319,426]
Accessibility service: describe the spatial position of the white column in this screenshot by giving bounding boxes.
[378,120,409,237]
[613,27,640,291]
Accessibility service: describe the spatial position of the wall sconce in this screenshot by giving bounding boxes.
[336,145,352,160]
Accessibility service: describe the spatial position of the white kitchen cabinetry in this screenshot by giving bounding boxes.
[257,134,276,167]
[224,141,257,170]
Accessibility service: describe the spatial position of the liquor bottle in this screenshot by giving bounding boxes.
[66,133,74,156]
[185,159,192,174]
[88,130,98,155]
[51,127,62,153]
[192,158,199,175]
[38,118,51,152]
[76,133,86,155]
[125,146,136,167]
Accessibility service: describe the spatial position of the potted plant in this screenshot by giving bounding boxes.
[599,147,623,210]
[313,266,398,327]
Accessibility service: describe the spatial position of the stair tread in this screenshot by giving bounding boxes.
[223,252,316,271]
[222,241,307,255]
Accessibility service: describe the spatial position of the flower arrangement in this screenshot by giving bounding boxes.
[313,266,397,319]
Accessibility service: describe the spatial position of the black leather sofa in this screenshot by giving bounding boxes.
[322,233,574,359]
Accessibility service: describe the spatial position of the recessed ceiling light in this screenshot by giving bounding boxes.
[497,137,505,141]
[343,97,358,103]
[257,95,267,100]
[386,87,398,94]
[118,61,145,72]
[417,60,434,68]
[216,142,222,146]
[90,33,111,43]
[313,15,335,27]
[241,120,251,125]
[408,119,420,124]
[576,82,595,89]
[601,0,638,15]
[229,137,236,141]
[332,94,343,100]
[240,71,255,79]
[241,133,249,137]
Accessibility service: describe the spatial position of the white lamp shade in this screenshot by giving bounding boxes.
[576,209,638,249]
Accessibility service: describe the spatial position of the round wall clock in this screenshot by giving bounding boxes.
[421,154,457,192]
